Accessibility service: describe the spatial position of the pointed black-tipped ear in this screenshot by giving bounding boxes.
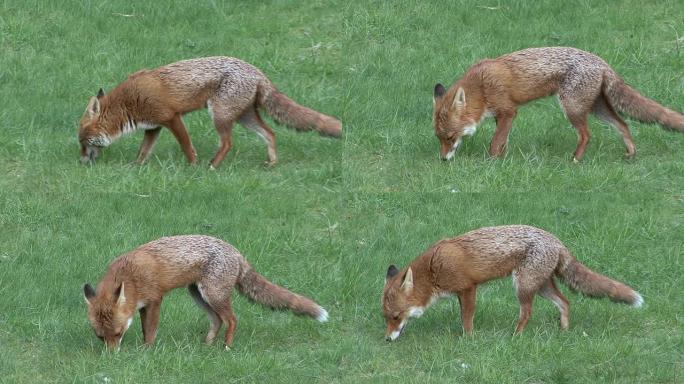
[434,83,446,100]
[386,265,400,281]
[84,283,96,305]
[96,88,105,99]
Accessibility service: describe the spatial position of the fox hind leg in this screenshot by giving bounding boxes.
[206,98,241,169]
[512,255,557,334]
[592,93,636,158]
[188,284,223,343]
[209,116,235,169]
[537,278,570,330]
[193,283,238,348]
[559,82,600,162]
[560,107,592,162]
[239,107,277,166]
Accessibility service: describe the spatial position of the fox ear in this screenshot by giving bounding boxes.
[114,282,126,306]
[452,87,466,109]
[85,96,101,117]
[400,267,414,291]
[96,88,105,99]
[386,265,400,281]
[83,283,96,305]
[434,83,446,101]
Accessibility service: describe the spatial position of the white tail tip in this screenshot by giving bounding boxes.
[632,292,644,308]
[316,308,329,323]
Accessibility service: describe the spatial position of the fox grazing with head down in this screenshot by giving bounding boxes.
[79,56,342,167]
[382,225,643,341]
[84,235,328,350]
[433,47,684,161]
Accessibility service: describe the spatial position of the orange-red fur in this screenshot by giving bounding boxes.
[433,47,684,161]
[84,235,328,350]
[382,225,642,341]
[79,57,342,167]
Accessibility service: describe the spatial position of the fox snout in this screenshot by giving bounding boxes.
[384,322,406,342]
[80,143,101,164]
[440,137,462,161]
[103,336,122,351]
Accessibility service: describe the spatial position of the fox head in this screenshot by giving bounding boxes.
[433,84,478,160]
[83,282,136,350]
[79,88,109,164]
[382,265,427,341]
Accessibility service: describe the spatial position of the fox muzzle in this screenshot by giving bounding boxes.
[80,144,101,164]
[385,322,406,342]
[441,138,462,161]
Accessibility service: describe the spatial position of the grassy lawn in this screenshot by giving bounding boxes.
[1,0,682,383]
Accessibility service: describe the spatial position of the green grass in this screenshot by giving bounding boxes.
[1,0,683,382]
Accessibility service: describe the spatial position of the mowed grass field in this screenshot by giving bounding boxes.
[1,0,682,383]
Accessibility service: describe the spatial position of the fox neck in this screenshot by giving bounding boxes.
[405,262,443,314]
[452,72,493,128]
[96,97,154,146]
[99,265,140,311]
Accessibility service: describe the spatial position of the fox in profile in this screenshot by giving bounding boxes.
[83,235,328,350]
[79,57,342,168]
[433,47,684,161]
[382,225,642,341]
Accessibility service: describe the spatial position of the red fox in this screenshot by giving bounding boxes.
[382,225,643,341]
[83,235,328,350]
[433,47,684,161]
[79,57,342,168]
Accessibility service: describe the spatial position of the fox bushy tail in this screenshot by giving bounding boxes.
[237,266,329,322]
[257,81,342,138]
[603,70,684,132]
[556,251,643,307]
